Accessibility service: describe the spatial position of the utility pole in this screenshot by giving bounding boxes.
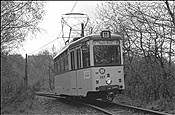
[25,54,28,88]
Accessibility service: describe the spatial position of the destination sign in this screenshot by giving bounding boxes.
[93,40,120,45]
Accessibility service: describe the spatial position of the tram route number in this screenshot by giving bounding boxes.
[100,75,105,79]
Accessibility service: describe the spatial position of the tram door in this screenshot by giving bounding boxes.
[70,49,77,95]
[76,47,83,95]
[70,46,86,96]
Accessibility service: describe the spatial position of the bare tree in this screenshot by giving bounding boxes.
[95,1,175,103]
[1,1,45,53]
[164,0,175,29]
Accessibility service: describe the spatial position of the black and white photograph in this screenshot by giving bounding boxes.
[1,1,175,115]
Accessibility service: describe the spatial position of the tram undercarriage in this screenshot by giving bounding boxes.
[57,88,122,102]
[86,88,123,102]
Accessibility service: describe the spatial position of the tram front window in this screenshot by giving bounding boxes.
[93,45,120,66]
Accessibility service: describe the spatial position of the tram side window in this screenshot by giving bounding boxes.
[70,51,75,70]
[82,42,90,68]
[60,58,64,73]
[76,48,81,69]
[57,59,61,74]
[65,54,69,71]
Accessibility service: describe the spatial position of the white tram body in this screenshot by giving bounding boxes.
[53,31,125,100]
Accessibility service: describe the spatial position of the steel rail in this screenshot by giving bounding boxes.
[113,102,171,115]
[71,99,171,115]
[35,92,115,115]
[35,92,62,99]
[35,92,171,115]
[70,99,115,115]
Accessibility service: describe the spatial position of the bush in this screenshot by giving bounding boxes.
[1,86,35,114]
[145,97,175,114]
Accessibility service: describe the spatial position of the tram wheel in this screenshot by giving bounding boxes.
[102,92,115,102]
[102,94,114,102]
[106,95,114,102]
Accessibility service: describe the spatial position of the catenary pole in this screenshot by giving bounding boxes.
[25,54,28,87]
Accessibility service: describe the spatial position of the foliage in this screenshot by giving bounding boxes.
[1,1,45,53]
[1,85,36,114]
[1,50,54,114]
[28,50,54,91]
[1,53,25,112]
[94,1,175,112]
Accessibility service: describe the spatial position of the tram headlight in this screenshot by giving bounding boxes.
[106,78,112,85]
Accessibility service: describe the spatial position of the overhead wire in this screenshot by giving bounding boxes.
[70,2,77,12]
[29,38,58,54]
[29,2,78,55]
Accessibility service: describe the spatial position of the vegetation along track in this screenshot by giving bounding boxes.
[35,92,171,115]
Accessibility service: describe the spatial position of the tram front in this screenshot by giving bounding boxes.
[90,31,125,101]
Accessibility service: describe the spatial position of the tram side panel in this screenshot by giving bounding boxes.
[77,69,93,96]
[54,69,93,97]
[69,71,78,96]
[54,72,71,95]
[54,75,62,94]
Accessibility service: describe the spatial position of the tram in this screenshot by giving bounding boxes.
[53,30,125,101]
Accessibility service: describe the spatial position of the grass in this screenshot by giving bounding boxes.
[114,94,175,114]
[1,86,35,114]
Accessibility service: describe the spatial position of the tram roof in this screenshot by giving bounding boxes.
[53,34,121,59]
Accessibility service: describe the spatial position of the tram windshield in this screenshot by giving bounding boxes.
[93,41,121,66]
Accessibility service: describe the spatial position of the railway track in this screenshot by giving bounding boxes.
[35,92,171,115]
[76,99,171,115]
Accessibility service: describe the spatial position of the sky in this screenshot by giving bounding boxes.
[19,1,102,57]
